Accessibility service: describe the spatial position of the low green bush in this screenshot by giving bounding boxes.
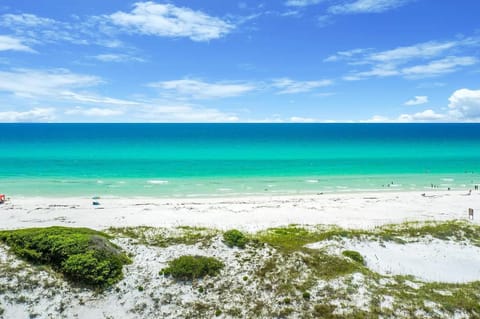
[0,226,131,288]
[161,255,224,280]
[302,291,311,300]
[223,229,248,248]
[342,250,364,264]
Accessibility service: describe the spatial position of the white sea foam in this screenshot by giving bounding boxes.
[305,179,319,183]
[217,188,232,191]
[147,180,169,185]
[441,178,454,182]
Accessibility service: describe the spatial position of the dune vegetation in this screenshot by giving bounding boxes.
[0,226,131,288]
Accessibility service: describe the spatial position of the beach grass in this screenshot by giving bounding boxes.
[2,220,480,317]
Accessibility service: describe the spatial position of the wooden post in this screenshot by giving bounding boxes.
[468,208,474,220]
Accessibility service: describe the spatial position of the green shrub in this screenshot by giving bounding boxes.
[223,229,248,248]
[0,227,131,288]
[342,250,364,264]
[161,255,224,280]
[302,291,311,300]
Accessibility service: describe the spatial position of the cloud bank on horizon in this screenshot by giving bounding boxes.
[0,0,479,122]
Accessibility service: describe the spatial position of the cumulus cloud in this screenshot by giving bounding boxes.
[0,107,55,122]
[367,88,480,122]
[149,79,255,99]
[366,109,446,122]
[1,4,237,49]
[271,78,333,94]
[397,109,445,122]
[109,2,234,41]
[0,35,34,52]
[404,96,428,106]
[448,88,480,120]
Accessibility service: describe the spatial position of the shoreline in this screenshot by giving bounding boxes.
[1,190,479,231]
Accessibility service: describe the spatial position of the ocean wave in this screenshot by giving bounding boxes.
[305,179,319,183]
[147,180,169,185]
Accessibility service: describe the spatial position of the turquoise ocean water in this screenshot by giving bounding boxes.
[0,123,479,197]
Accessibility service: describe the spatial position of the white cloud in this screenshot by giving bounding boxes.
[402,56,477,78]
[328,0,412,14]
[326,40,467,64]
[92,53,145,63]
[60,92,140,106]
[0,13,122,48]
[397,109,445,122]
[0,107,55,122]
[343,64,399,80]
[324,48,371,62]
[289,116,317,122]
[285,0,323,7]
[369,41,457,62]
[366,115,390,122]
[139,104,239,122]
[149,79,255,99]
[0,13,55,27]
[416,82,445,88]
[367,88,480,123]
[0,35,34,52]
[366,109,446,122]
[404,96,428,106]
[0,69,101,98]
[109,2,234,41]
[271,78,333,94]
[0,68,140,112]
[327,37,480,80]
[65,107,124,117]
[448,88,480,120]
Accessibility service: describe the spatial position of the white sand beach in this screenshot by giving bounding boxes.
[1,190,479,231]
[1,190,480,318]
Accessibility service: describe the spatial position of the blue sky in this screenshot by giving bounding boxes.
[0,0,479,122]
